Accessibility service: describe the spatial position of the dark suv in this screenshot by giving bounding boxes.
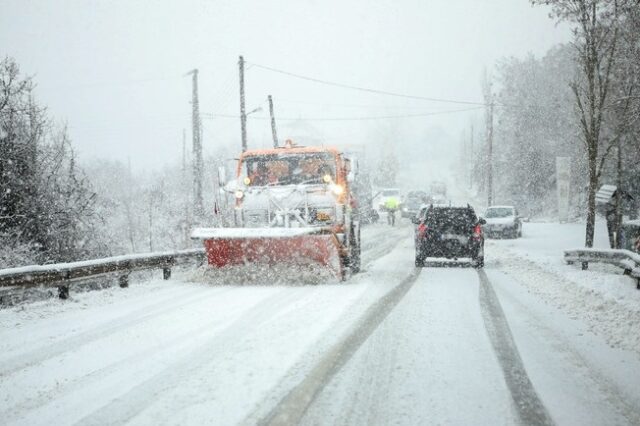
[412,204,486,267]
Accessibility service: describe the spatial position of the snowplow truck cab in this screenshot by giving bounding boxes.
[192,141,361,280]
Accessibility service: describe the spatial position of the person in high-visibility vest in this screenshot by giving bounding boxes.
[384,196,399,226]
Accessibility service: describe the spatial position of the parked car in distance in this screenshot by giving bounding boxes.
[412,204,485,267]
[401,190,428,218]
[483,205,522,238]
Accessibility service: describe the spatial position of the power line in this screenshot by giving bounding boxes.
[42,74,185,92]
[247,61,489,106]
[275,98,473,110]
[201,106,484,122]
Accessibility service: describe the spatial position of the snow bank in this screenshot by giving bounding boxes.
[487,221,640,356]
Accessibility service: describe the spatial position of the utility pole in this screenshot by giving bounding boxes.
[187,69,203,217]
[239,55,247,152]
[268,95,279,148]
[486,102,494,206]
[469,123,474,189]
[182,128,186,173]
[615,135,623,248]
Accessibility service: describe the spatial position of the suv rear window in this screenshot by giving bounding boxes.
[422,207,477,233]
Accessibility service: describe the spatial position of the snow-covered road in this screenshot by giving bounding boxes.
[1,223,640,425]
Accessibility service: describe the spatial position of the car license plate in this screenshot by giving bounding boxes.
[442,234,465,243]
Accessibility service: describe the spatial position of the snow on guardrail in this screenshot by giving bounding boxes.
[0,248,206,299]
[564,248,640,290]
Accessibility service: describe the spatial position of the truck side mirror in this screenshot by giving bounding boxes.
[224,179,239,193]
[478,217,487,225]
[347,169,355,183]
[411,216,421,225]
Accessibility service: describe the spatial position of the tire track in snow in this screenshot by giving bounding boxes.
[74,288,311,426]
[0,290,260,422]
[477,269,555,426]
[257,267,422,426]
[0,285,232,377]
[487,269,640,426]
[1,225,407,423]
[360,225,409,269]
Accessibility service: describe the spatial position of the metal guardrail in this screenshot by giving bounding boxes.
[0,248,206,299]
[564,248,640,289]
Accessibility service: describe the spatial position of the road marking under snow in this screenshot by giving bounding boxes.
[477,269,555,426]
[258,267,422,426]
[0,285,222,377]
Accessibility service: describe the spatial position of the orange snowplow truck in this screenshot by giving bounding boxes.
[192,140,361,280]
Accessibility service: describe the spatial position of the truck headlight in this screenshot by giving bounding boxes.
[330,184,344,195]
[235,190,244,199]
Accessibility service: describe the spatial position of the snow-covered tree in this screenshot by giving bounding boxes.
[531,0,627,246]
[491,46,579,217]
[0,57,101,267]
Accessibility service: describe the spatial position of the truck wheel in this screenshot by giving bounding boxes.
[350,226,361,274]
[339,256,349,281]
[350,245,361,273]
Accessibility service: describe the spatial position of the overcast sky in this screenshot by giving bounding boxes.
[1,0,570,172]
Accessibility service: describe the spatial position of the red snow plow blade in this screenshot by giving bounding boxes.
[192,228,344,279]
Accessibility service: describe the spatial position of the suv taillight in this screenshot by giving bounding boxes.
[473,224,482,239]
[418,223,428,239]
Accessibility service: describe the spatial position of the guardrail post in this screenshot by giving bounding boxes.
[162,257,173,280]
[58,285,70,299]
[119,274,129,288]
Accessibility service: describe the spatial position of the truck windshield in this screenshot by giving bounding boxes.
[241,152,336,186]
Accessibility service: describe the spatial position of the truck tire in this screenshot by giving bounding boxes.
[350,226,361,274]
